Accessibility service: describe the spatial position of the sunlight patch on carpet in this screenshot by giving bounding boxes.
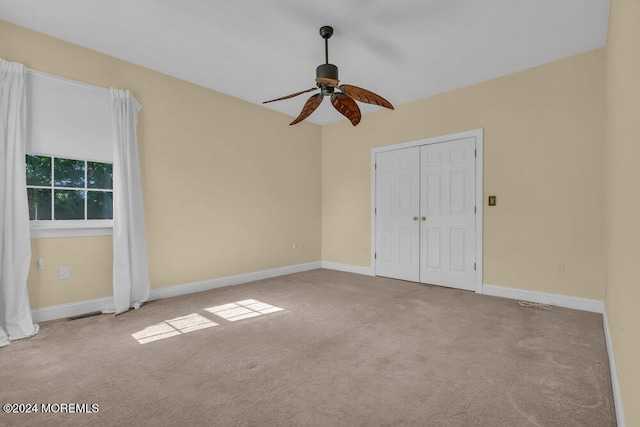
[132,313,219,344]
[205,299,283,322]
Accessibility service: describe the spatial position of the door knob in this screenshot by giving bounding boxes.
[413,216,418,221]
[421,216,426,221]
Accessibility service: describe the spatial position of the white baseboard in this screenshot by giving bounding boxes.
[482,284,605,313]
[148,261,322,301]
[31,296,114,323]
[31,262,322,323]
[603,310,625,427]
[321,261,374,276]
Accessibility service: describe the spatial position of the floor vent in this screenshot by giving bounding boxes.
[68,311,103,321]
[518,300,552,310]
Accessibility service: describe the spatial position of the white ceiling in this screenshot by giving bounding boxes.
[0,0,610,125]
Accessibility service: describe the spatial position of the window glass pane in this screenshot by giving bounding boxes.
[54,158,85,188]
[54,190,85,220]
[27,188,52,220]
[25,155,51,186]
[87,162,113,189]
[87,191,113,219]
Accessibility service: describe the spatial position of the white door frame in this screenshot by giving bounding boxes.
[371,128,484,294]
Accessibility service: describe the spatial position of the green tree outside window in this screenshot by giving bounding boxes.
[26,154,113,221]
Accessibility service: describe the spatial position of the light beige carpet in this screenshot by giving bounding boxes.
[1,269,616,426]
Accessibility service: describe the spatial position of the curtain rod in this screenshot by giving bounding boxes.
[27,68,111,95]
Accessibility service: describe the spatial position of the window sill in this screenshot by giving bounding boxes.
[30,220,113,239]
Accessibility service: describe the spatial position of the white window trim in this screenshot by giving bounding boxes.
[30,220,113,239]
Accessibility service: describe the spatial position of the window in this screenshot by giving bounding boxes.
[26,154,113,237]
[26,70,113,238]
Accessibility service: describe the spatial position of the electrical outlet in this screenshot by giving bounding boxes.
[292,243,297,249]
[556,263,565,273]
[38,258,45,269]
[59,266,70,280]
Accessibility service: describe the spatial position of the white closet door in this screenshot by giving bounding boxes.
[375,147,420,282]
[419,138,476,290]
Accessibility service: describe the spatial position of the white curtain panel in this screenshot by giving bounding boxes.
[0,58,39,347]
[111,88,150,315]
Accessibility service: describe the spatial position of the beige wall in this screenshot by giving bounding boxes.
[28,237,113,308]
[322,49,606,301]
[0,20,322,308]
[0,22,609,305]
[606,1,640,424]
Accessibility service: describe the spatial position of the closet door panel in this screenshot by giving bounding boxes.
[420,138,476,290]
[375,147,420,282]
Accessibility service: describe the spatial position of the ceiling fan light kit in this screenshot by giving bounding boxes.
[263,25,393,126]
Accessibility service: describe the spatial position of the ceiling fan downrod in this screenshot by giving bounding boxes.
[320,25,333,64]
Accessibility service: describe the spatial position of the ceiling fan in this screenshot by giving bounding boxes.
[263,26,394,126]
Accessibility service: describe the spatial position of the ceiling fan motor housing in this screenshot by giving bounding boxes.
[316,63,339,86]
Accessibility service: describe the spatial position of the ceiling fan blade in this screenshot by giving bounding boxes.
[290,94,324,125]
[340,84,394,110]
[330,93,361,126]
[263,87,318,104]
